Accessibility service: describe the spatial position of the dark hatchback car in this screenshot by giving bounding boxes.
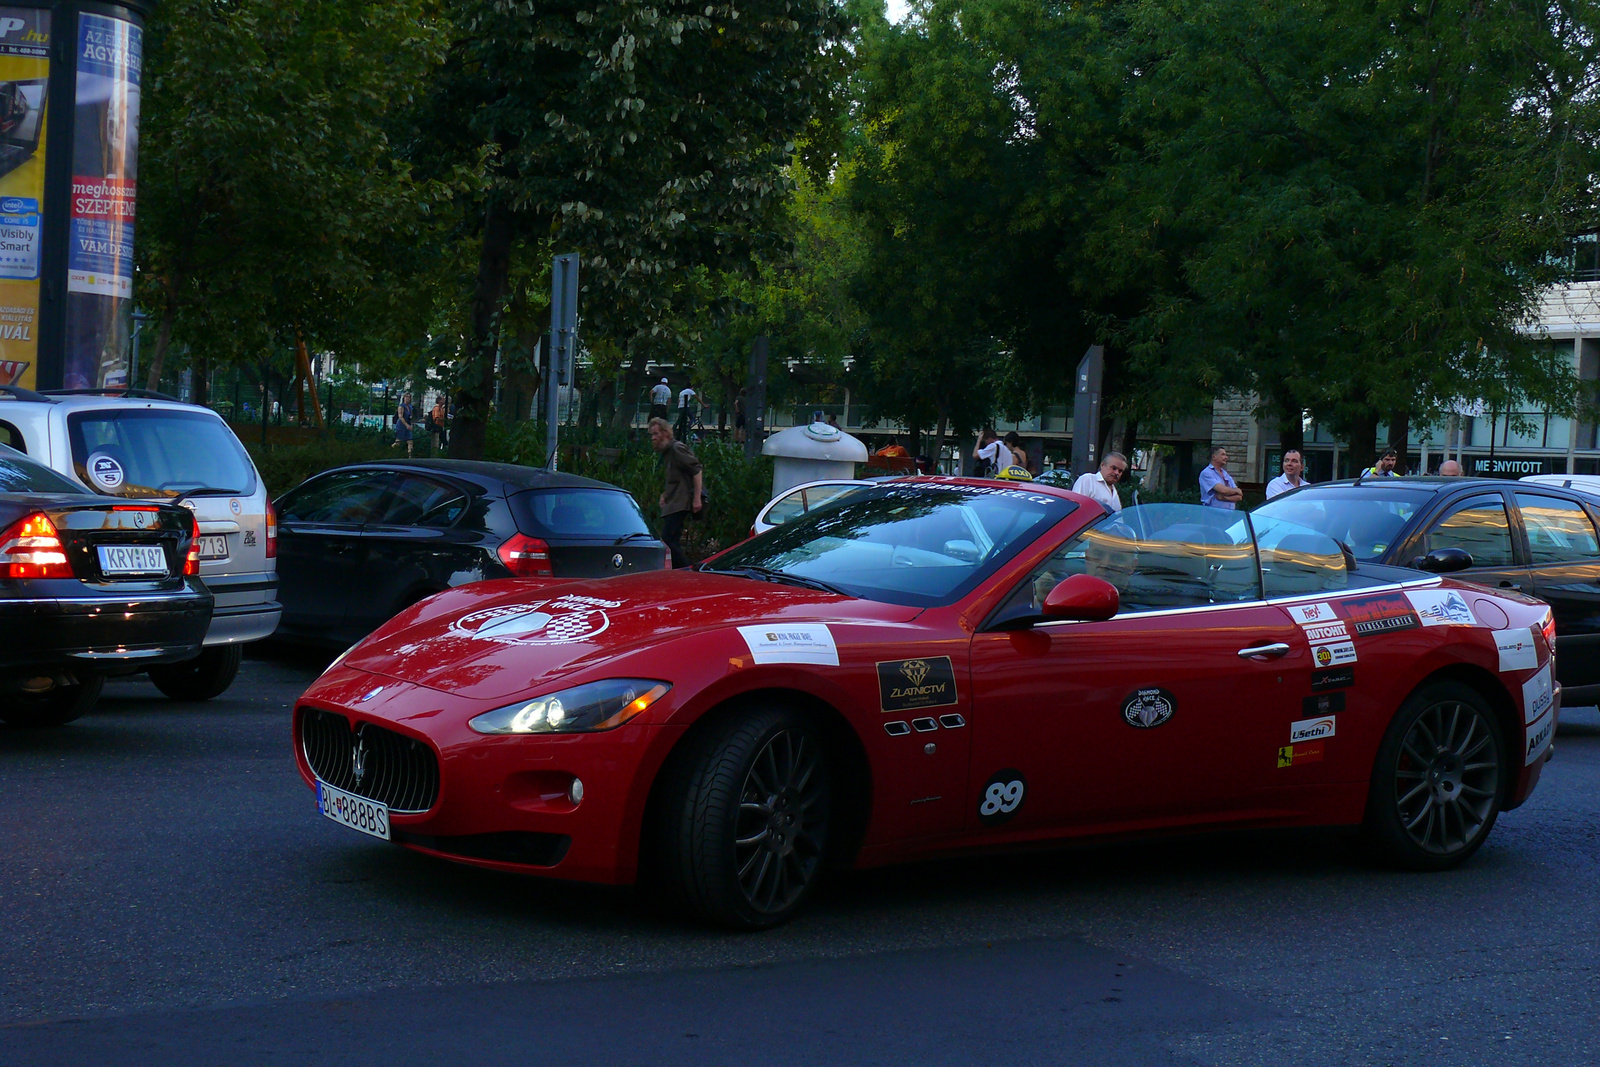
[1256,476,1600,705]
[273,460,668,648]
[0,443,212,727]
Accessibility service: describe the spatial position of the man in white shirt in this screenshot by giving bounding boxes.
[676,385,697,436]
[649,378,672,420]
[1265,450,1309,498]
[1072,452,1128,512]
[972,428,1011,476]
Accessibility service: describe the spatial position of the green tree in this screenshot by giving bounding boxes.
[1091,0,1600,467]
[136,0,457,394]
[422,0,849,458]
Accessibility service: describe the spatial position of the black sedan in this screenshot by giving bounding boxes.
[0,444,212,727]
[273,460,668,647]
[1256,476,1600,705]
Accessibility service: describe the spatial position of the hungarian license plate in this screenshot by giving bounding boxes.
[96,544,167,575]
[197,534,229,560]
[316,780,390,841]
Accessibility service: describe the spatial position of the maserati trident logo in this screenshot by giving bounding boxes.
[900,659,930,687]
[611,553,624,569]
[351,734,369,786]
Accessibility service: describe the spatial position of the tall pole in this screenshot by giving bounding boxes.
[545,253,579,469]
[745,336,769,460]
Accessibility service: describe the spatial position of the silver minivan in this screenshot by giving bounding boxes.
[0,388,279,699]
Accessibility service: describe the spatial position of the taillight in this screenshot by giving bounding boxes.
[498,533,553,577]
[1541,610,1556,647]
[0,512,73,578]
[184,516,201,576]
[264,502,278,559]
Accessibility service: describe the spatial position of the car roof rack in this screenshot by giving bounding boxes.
[0,383,54,402]
[39,387,182,402]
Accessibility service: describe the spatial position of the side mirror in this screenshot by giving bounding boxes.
[943,539,981,563]
[1043,574,1120,621]
[1413,547,1473,573]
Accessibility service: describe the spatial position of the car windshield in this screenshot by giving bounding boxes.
[0,444,89,494]
[67,408,258,500]
[705,482,1074,606]
[1251,485,1433,560]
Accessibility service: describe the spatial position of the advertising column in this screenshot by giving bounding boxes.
[0,8,49,390]
[63,10,139,389]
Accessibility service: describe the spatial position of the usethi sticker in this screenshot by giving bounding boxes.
[86,452,124,490]
[737,625,839,666]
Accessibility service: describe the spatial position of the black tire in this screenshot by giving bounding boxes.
[648,707,832,929]
[0,674,104,728]
[147,644,244,702]
[1364,681,1505,871]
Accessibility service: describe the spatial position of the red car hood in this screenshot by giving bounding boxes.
[343,570,922,701]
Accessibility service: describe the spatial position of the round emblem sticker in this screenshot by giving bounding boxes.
[86,452,125,490]
[229,498,242,515]
[449,598,613,646]
[1314,645,1334,667]
[1121,687,1176,729]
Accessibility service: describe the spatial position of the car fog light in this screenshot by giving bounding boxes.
[568,778,585,805]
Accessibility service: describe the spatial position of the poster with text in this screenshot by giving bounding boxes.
[0,7,50,390]
[65,11,140,389]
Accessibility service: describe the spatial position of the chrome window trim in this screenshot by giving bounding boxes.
[1030,574,1444,629]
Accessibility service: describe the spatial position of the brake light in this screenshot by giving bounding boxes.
[184,516,201,576]
[0,512,73,578]
[1541,610,1556,647]
[498,533,553,577]
[264,502,277,559]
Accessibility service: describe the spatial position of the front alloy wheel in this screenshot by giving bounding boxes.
[649,707,831,929]
[1366,681,1504,870]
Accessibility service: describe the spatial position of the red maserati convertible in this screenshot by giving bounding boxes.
[294,479,1558,928]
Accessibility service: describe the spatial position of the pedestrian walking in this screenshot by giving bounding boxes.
[650,378,671,422]
[972,428,1009,477]
[733,388,747,445]
[648,417,703,569]
[392,392,415,457]
[1199,446,1243,508]
[428,396,448,452]
[676,384,697,438]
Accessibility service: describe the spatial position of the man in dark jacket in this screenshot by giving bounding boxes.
[648,417,703,568]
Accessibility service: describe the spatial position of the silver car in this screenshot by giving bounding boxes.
[0,387,279,699]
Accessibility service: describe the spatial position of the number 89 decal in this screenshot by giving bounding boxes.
[978,768,1027,825]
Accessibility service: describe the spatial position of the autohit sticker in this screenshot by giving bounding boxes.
[1337,592,1421,636]
[1406,589,1476,627]
[1289,715,1336,743]
[1276,741,1325,768]
[737,624,839,666]
[1521,663,1553,725]
[876,656,957,713]
[1120,687,1176,728]
[1301,621,1350,644]
[86,452,124,490]
[1494,627,1538,672]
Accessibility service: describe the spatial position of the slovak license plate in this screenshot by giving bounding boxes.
[316,781,390,841]
[196,534,229,560]
[96,544,167,575]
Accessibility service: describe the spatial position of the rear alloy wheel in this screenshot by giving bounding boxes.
[1365,681,1504,871]
[0,674,104,728]
[651,708,832,929]
[147,644,244,702]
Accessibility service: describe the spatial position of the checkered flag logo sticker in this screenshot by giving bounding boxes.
[450,595,621,646]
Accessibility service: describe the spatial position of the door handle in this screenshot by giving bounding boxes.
[1238,642,1291,659]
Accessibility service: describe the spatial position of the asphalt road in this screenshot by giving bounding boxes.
[2,650,1598,1066]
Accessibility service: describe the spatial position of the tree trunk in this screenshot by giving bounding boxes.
[145,302,175,393]
[452,197,517,460]
[1271,384,1304,454]
[1389,409,1410,472]
[192,356,210,408]
[934,410,949,474]
[1119,417,1139,464]
[1346,410,1379,473]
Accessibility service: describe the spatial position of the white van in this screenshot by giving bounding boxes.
[0,387,279,699]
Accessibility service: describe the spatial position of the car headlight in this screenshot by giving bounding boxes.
[468,679,671,735]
